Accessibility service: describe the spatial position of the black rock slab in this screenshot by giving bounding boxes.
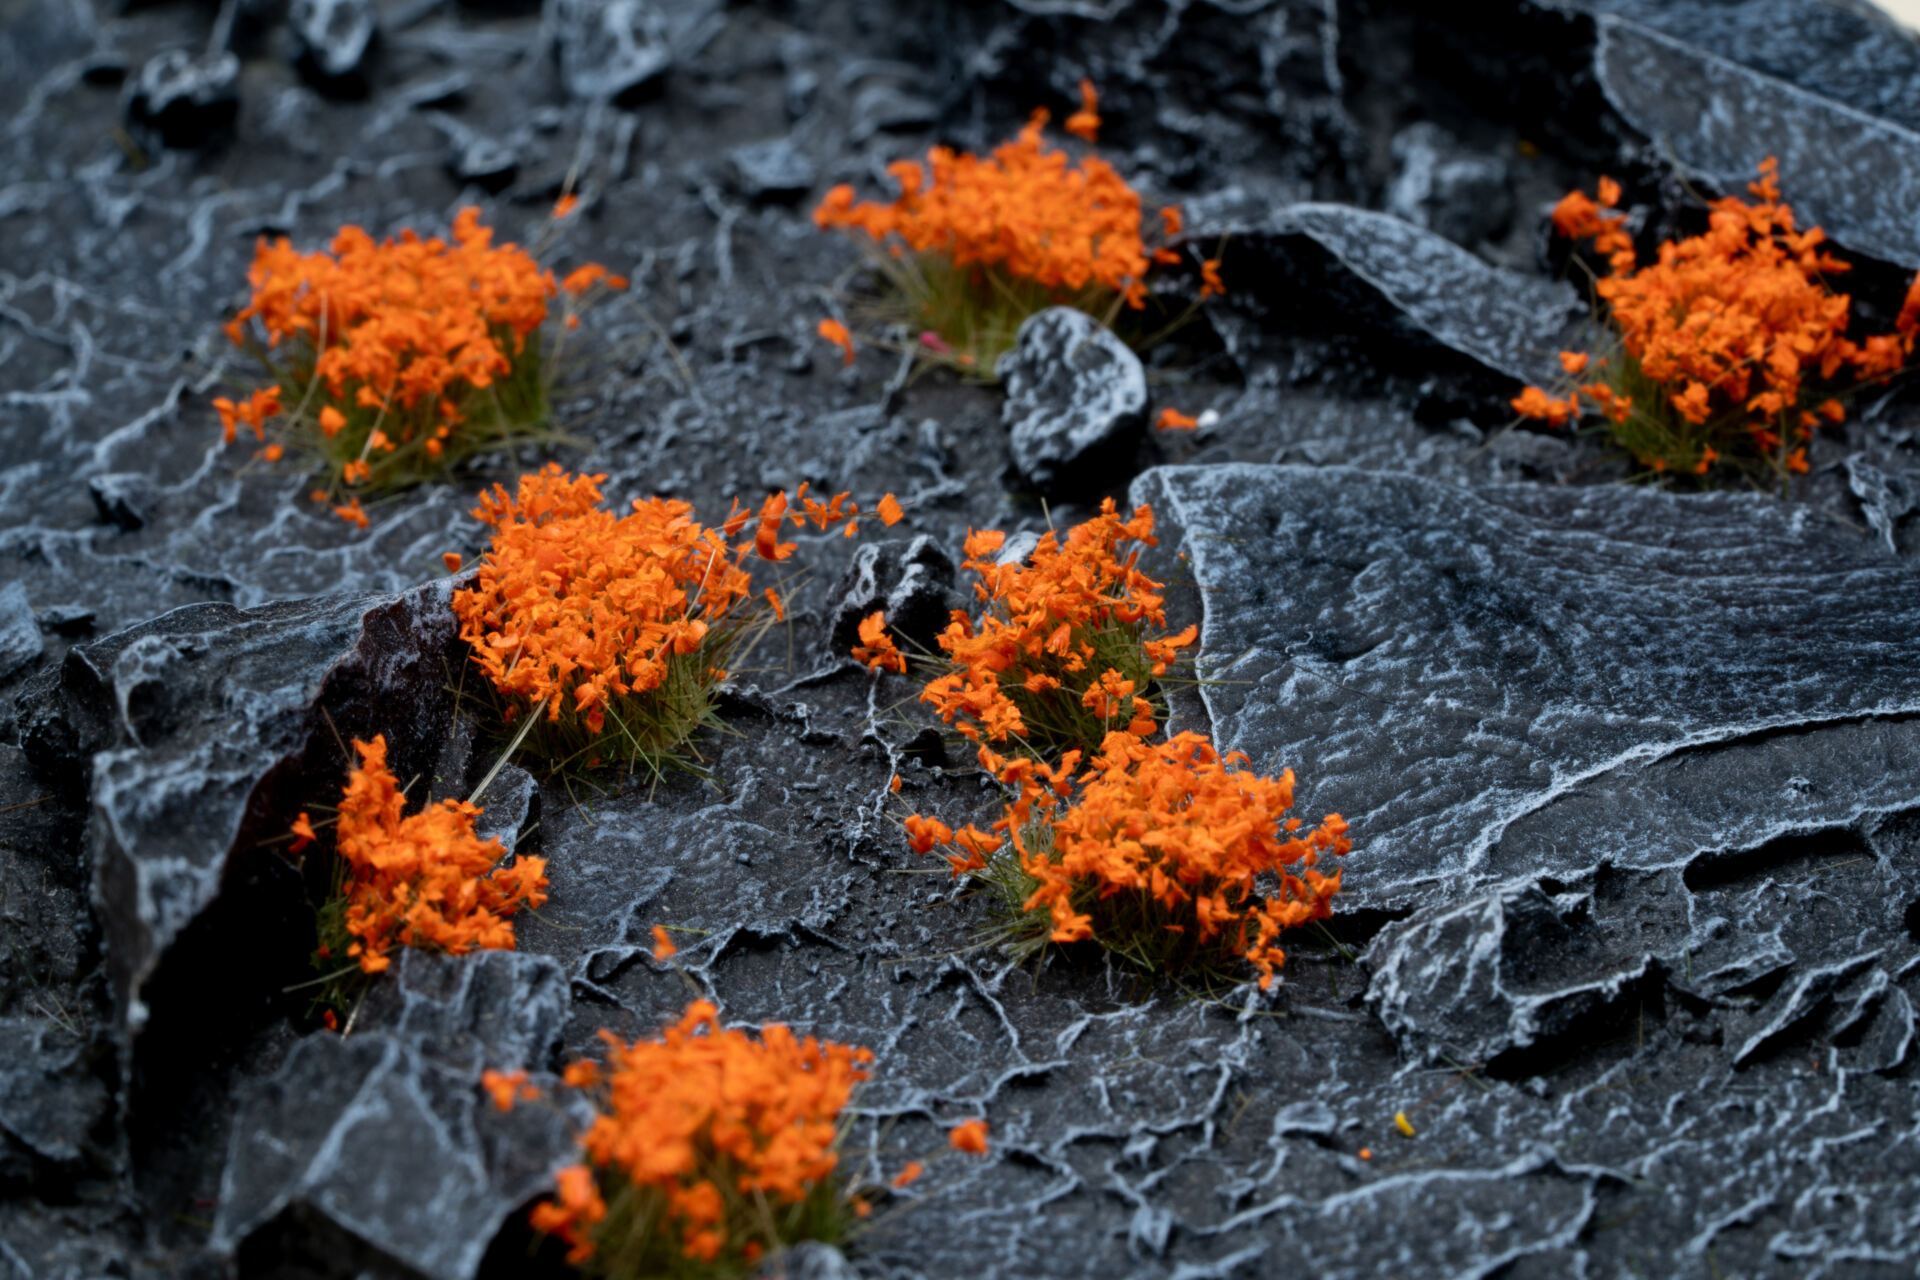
[290,0,378,88]
[122,48,240,149]
[1560,0,1920,136]
[1591,15,1920,269]
[1134,463,1920,913]
[0,583,43,682]
[547,0,723,101]
[1186,201,1581,388]
[21,582,458,1044]
[212,950,574,1280]
[998,307,1147,494]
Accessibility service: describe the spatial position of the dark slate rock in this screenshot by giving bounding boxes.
[1366,881,1660,1068]
[829,535,957,653]
[729,137,818,202]
[1187,199,1581,387]
[1134,463,1920,913]
[290,0,378,85]
[548,0,723,101]
[212,951,574,1280]
[87,472,153,532]
[0,1017,113,1166]
[0,583,42,682]
[1591,16,1920,268]
[451,135,520,190]
[27,583,455,1041]
[1846,453,1919,554]
[848,82,939,142]
[122,49,239,150]
[1561,0,1920,136]
[998,308,1147,493]
[1384,122,1514,248]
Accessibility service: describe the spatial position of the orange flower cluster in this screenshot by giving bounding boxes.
[813,106,1177,309]
[292,735,548,975]
[221,207,625,510]
[531,1000,871,1270]
[918,499,1197,755]
[1514,160,1920,476]
[452,466,902,767]
[913,731,1347,990]
[450,465,753,741]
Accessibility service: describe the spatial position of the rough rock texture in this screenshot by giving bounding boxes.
[212,951,575,1280]
[1591,16,1920,269]
[999,307,1148,492]
[3,0,1920,1277]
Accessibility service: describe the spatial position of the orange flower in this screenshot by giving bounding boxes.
[650,925,678,961]
[1510,385,1580,428]
[553,193,581,219]
[903,813,954,854]
[948,1119,989,1155]
[852,611,907,674]
[921,500,1196,756]
[533,1001,871,1268]
[891,1161,925,1188]
[1198,258,1225,299]
[815,107,1175,311]
[817,317,856,366]
[1155,407,1199,431]
[315,735,548,975]
[992,730,1349,990]
[876,492,905,526]
[451,465,754,746]
[212,386,283,445]
[222,207,623,491]
[1064,78,1100,143]
[1522,159,1920,475]
[332,497,370,529]
[560,263,628,295]
[481,1068,539,1112]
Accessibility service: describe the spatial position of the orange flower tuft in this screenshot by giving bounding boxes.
[814,108,1174,312]
[451,464,753,751]
[1517,160,1920,477]
[317,734,548,975]
[221,207,623,495]
[1155,407,1199,431]
[532,1001,871,1268]
[999,730,1348,990]
[920,499,1196,756]
[876,492,905,526]
[650,925,678,961]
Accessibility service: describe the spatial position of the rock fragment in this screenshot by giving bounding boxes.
[1384,122,1514,248]
[0,584,43,682]
[212,951,573,1280]
[123,49,240,149]
[998,308,1146,493]
[290,0,378,87]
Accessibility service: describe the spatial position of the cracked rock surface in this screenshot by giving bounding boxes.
[2,1,1919,1278]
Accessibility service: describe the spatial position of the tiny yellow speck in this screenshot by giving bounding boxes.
[1394,1110,1416,1137]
